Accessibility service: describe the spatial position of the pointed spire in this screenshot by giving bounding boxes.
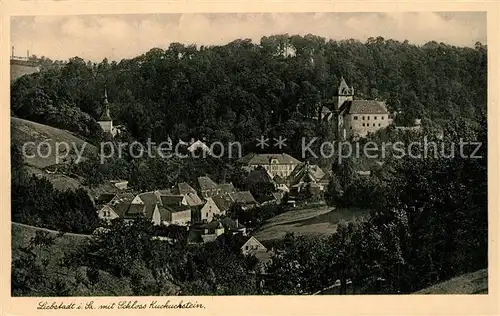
[103,86,109,104]
[99,86,112,121]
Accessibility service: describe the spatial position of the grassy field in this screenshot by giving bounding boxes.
[11,222,134,296]
[254,207,371,242]
[414,269,488,294]
[11,117,97,169]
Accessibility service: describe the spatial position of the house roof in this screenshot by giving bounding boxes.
[187,140,211,153]
[221,217,246,230]
[110,192,135,204]
[127,204,145,215]
[138,192,160,206]
[178,182,197,195]
[184,192,204,206]
[144,204,157,219]
[198,176,218,191]
[160,195,185,206]
[245,168,274,184]
[212,196,233,213]
[163,204,191,213]
[339,100,388,115]
[218,183,235,195]
[241,236,268,251]
[288,162,326,185]
[200,220,224,230]
[229,191,258,205]
[237,153,301,165]
[111,203,131,217]
[96,193,116,205]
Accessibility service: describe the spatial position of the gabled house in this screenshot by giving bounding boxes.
[162,205,192,226]
[218,182,236,197]
[221,217,247,236]
[97,204,120,222]
[198,176,220,199]
[198,197,223,223]
[288,162,330,193]
[240,236,268,256]
[212,195,233,214]
[229,191,259,210]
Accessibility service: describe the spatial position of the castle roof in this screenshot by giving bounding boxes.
[339,100,388,115]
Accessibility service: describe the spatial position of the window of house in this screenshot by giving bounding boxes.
[362,116,365,120]
[381,116,384,120]
[245,246,249,250]
[374,116,377,120]
[350,126,352,129]
[362,123,365,127]
[367,116,370,120]
[206,212,208,217]
[379,123,381,126]
[354,116,358,120]
[373,123,375,127]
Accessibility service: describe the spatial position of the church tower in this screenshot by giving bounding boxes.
[337,76,354,109]
[336,77,354,140]
[97,88,116,137]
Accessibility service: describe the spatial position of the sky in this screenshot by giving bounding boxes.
[11,12,487,62]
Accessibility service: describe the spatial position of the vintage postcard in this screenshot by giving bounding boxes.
[2,1,499,316]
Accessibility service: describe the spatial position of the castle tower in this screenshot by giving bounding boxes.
[97,88,115,137]
[337,76,354,109]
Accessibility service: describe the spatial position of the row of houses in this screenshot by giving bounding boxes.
[95,176,261,227]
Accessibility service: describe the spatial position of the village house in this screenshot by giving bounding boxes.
[152,205,191,226]
[198,176,220,199]
[240,236,268,256]
[198,197,223,223]
[288,162,331,193]
[335,77,391,140]
[212,196,233,214]
[229,191,259,210]
[237,153,301,179]
[221,217,247,236]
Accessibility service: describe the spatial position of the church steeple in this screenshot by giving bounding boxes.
[337,76,354,109]
[99,87,112,121]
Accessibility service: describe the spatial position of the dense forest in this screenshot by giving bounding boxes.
[11,35,487,155]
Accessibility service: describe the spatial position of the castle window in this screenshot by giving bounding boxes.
[367,116,370,120]
[381,116,384,120]
[374,116,377,120]
[354,116,358,120]
[362,116,365,120]
[362,123,365,127]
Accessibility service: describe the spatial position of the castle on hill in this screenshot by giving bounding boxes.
[334,77,391,140]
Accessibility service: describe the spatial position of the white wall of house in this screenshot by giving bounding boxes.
[200,198,222,222]
[98,205,119,221]
[171,210,191,226]
[131,195,144,204]
[241,236,267,255]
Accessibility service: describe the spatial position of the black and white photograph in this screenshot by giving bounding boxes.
[9,11,489,299]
